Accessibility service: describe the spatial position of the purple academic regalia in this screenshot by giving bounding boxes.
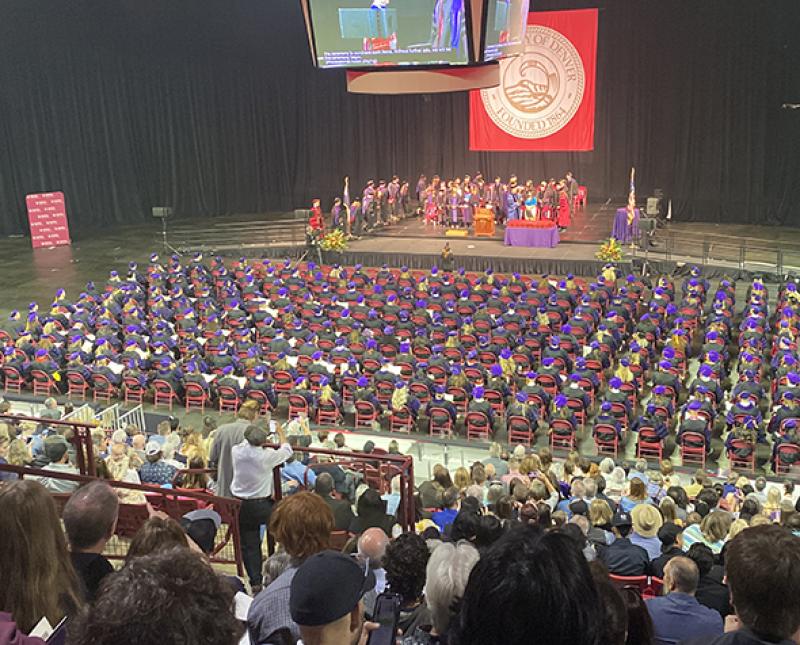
[505,190,519,221]
[362,186,375,214]
[448,194,460,224]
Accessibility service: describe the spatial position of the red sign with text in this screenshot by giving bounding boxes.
[26,192,72,249]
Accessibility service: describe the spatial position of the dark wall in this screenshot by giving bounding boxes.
[0,0,797,235]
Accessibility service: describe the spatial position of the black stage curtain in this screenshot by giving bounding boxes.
[0,0,798,237]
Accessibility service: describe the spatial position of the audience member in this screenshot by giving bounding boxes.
[0,480,82,634]
[247,492,334,645]
[408,540,480,644]
[646,556,723,644]
[62,481,119,601]
[314,471,355,531]
[630,504,664,560]
[451,525,603,645]
[686,543,731,618]
[383,532,431,636]
[67,547,244,645]
[126,516,190,562]
[289,550,377,645]
[357,527,390,615]
[209,400,260,497]
[681,525,800,644]
[650,522,684,578]
[621,586,655,645]
[350,488,397,536]
[231,424,292,591]
[599,510,650,576]
[36,435,80,493]
[138,441,177,486]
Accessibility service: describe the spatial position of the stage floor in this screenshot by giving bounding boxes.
[0,202,797,317]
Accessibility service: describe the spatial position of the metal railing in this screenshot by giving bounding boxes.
[637,228,800,276]
[267,441,417,534]
[117,404,146,433]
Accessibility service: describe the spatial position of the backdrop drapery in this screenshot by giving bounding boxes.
[0,0,797,237]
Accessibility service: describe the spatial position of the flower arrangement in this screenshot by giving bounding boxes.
[596,237,623,262]
[319,229,348,252]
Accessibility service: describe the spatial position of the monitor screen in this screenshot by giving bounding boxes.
[482,0,530,61]
[308,0,471,68]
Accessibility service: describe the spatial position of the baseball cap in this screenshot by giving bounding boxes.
[144,440,161,457]
[612,510,632,528]
[290,551,376,626]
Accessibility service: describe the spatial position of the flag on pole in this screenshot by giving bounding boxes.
[627,167,636,225]
[343,177,350,210]
[628,167,636,205]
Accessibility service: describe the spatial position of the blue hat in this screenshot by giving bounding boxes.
[699,364,713,377]
[663,347,675,359]
[472,386,485,398]
[554,394,567,407]
[609,377,622,389]
[786,419,797,430]
[294,376,306,386]
[601,401,612,412]
[312,351,323,360]
[490,364,503,377]
[687,400,702,411]
[653,385,666,395]
[395,381,406,390]
[320,376,330,387]
[451,365,461,375]
[221,365,233,375]
[659,360,672,371]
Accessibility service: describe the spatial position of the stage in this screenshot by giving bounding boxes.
[1,202,799,318]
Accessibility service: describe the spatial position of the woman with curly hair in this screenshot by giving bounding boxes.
[383,532,432,636]
[68,547,243,645]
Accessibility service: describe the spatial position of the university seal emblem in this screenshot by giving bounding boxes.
[480,24,585,139]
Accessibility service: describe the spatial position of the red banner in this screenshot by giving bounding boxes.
[26,191,72,249]
[470,9,598,152]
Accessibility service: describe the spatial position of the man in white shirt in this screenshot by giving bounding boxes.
[210,399,260,497]
[231,423,293,592]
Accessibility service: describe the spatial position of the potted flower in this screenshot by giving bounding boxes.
[596,237,623,262]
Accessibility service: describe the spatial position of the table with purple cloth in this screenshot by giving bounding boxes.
[504,225,561,248]
[612,207,640,243]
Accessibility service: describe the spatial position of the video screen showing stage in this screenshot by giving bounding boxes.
[309,0,470,68]
[483,0,530,61]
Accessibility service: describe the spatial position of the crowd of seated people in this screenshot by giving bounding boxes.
[2,449,800,645]
[2,254,800,476]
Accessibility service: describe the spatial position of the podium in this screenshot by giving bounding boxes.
[474,207,495,237]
